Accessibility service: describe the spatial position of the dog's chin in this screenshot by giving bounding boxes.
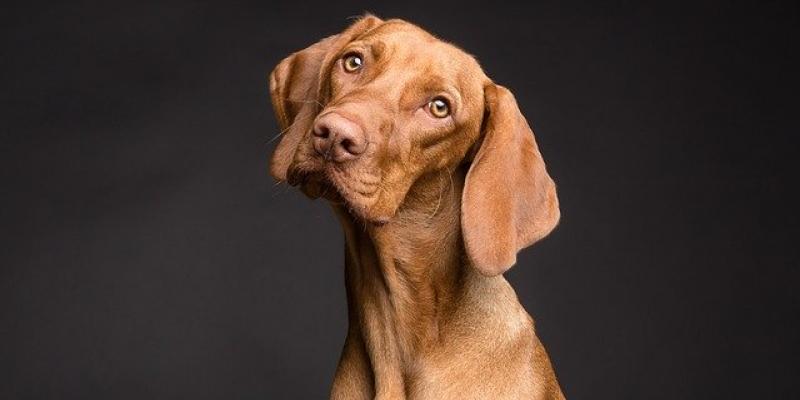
[334,191,391,226]
[289,169,391,225]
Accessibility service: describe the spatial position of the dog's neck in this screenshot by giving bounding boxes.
[332,165,475,391]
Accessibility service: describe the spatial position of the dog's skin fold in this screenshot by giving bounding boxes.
[269,15,565,399]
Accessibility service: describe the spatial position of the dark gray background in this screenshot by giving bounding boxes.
[2,1,798,398]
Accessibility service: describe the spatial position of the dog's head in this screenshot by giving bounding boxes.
[269,16,559,275]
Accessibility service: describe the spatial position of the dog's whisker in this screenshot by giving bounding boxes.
[264,112,314,146]
[266,131,284,145]
[280,97,327,112]
[281,97,321,105]
[427,169,447,221]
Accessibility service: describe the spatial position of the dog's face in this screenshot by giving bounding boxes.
[270,16,560,275]
[273,18,485,223]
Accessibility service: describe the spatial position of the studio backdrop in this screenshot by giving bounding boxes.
[2,1,798,399]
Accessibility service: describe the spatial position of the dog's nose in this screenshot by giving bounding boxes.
[312,113,367,162]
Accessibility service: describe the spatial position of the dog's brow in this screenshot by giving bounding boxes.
[340,40,388,64]
[399,75,462,108]
[369,41,387,58]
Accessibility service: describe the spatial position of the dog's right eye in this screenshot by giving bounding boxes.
[342,53,363,73]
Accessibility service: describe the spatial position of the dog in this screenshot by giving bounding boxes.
[268,15,565,399]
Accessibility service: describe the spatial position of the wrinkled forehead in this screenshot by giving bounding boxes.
[349,21,486,98]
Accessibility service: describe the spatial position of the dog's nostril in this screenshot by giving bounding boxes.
[340,138,354,152]
[314,125,330,139]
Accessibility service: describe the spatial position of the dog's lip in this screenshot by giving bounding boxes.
[288,165,391,225]
[287,166,347,201]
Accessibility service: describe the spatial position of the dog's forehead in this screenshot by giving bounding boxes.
[360,21,477,69]
[360,19,436,43]
[353,20,485,97]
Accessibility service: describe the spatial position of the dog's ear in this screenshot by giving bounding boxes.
[462,83,560,276]
[268,15,383,181]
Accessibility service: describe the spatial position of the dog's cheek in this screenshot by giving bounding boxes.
[385,126,416,170]
[368,174,413,222]
[327,72,343,100]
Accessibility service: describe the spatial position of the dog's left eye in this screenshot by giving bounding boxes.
[342,53,363,73]
[428,97,450,118]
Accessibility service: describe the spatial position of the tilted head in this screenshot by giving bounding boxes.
[269,16,560,276]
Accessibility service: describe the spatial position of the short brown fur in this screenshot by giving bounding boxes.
[269,15,564,399]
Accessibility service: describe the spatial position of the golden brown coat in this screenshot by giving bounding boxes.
[269,15,564,399]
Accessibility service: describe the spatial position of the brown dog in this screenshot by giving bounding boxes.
[269,15,564,399]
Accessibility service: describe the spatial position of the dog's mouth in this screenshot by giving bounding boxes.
[287,165,388,224]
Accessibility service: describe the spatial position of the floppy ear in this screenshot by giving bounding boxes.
[268,15,383,181]
[462,83,560,276]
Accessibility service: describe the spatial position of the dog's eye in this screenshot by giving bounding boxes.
[342,53,363,73]
[428,97,450,118]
